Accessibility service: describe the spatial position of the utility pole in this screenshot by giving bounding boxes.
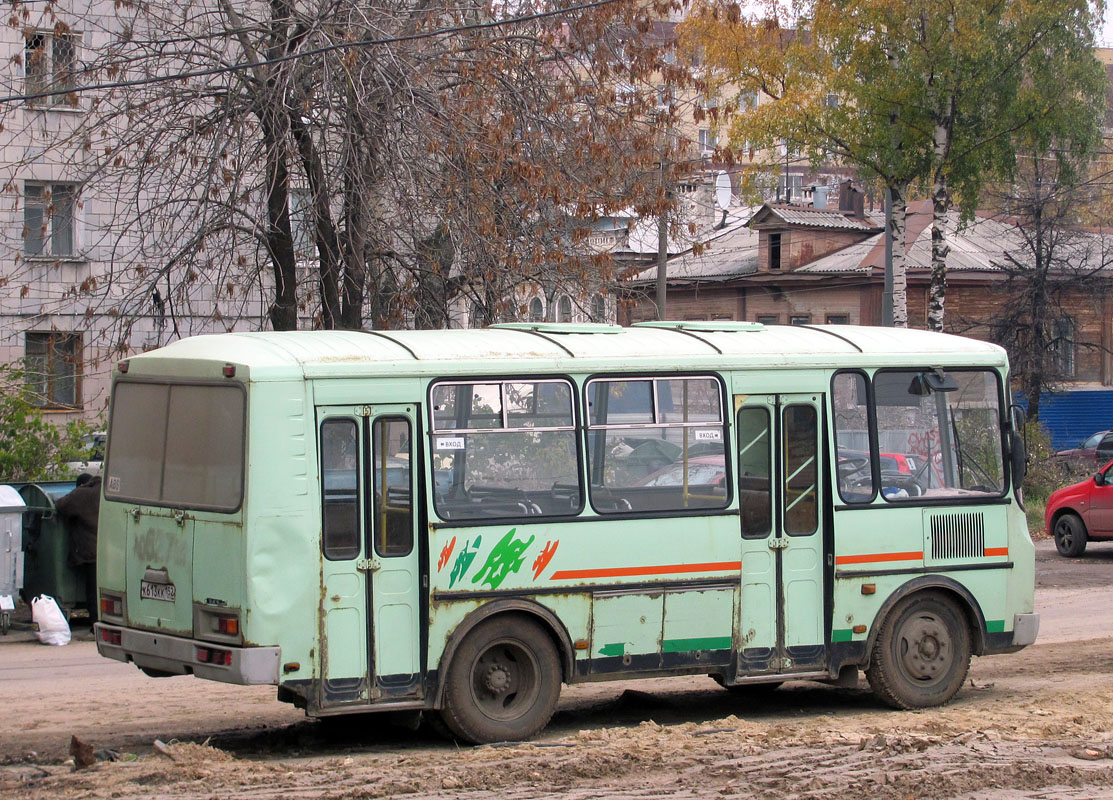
[656,160,668,321]
[882,188,894,326]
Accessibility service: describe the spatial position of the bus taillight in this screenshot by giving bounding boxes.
[99,628,122,646]
[197,647,232,666]
[100,593,124,618]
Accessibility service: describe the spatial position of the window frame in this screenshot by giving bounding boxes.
[831,369,879,505]
[104,378,247,513]
[25,331,81,409]
[320,416,363,561]
[834,367,1009,508]
[582,372,732,517]
[370,415,415,558]
[427,376,584,524]
[24,29,80,108]
[1052,317,1075,377]
[24,182,79,258]
[768,233,782,270]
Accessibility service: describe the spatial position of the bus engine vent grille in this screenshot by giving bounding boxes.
[928,512,985,560]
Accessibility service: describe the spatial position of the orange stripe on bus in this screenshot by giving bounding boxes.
[550,561,742,581]
[835,551,923,565]
[984,547,1009,557]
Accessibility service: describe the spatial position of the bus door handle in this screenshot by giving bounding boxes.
[356,557,382,573]
[768,537,789,550]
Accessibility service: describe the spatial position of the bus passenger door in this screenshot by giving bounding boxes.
[735,393,826,676]
[367,408,422,700]
[317,406,423,708]
[318,409,372,707]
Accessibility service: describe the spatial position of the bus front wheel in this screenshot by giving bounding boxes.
[438,616,561,744]
[866,592,970,709]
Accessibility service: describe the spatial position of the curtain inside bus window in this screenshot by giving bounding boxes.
[586,377,728,514]
[372,417,413,557]
[737,406,772,538]
[321,418,360,560]
[105,382,169,502]
[783,405,818,535]
[832,372,874,503]
[163,385,244,510]
[430,380,579,520]
[105,382,244,511]
[873,370,1004,501]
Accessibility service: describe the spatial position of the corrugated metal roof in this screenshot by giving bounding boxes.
[798,210,1113,275]
[629,222,759,283]
[753,205,884,231]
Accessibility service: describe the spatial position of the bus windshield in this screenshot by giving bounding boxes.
[104,382,245,511]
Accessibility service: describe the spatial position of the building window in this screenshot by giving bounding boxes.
[1052,317,1075,377]
[778,173,803,203]
[790,315,810,326]
[768,233,782,270]
[756,314,778,325]
[25,332,80,408]
[739,91,759,112]
[826,314,849,325]
[591,294,607,323]
[25,30,78,106]
[528,297,544,322]
[698,129,718,155]
[558,295,573,323]
[24,183,77,257]
[289,188,314,256]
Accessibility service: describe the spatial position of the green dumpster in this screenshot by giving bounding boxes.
[18,481,86,612]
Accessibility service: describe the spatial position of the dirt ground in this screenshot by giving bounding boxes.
[4,538,1113,800]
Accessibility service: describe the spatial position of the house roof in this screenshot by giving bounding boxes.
[798,202,1113,276]
[627,210,759,283]
[748,203,884,232]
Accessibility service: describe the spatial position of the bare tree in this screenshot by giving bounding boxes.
[1,0,689,350]
[984,152,1113,422]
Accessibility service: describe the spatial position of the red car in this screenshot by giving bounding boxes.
[1054,430,1113,471]
[1045,459,1113,556]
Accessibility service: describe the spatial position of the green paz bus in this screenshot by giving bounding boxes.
[94,322,1037,743]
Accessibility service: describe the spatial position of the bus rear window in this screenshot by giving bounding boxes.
[105,382,245,512]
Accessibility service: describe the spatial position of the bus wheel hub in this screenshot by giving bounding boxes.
[485,665,512,694]
[903,617,948,679]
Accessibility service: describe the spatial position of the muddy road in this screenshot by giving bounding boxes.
[4,538,1113,799]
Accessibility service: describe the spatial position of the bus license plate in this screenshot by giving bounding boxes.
[140,580,176,602]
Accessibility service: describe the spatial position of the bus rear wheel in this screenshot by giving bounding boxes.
[438,616,561,744]
[866,592,970,709]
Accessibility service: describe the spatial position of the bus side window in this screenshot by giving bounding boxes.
[832,371,874,503]
[737,406,772,538]
[372,417,413,557]
[321,418,361,560]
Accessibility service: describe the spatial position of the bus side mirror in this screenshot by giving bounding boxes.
[1009,405,1027,491]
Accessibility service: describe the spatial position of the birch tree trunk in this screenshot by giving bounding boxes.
[928,93,956,333]
[889,183,909,328]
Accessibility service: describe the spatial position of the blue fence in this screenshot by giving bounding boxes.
[1017,389,1113,451]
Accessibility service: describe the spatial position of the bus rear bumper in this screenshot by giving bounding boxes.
[94,623,280,685]
[1010,613,1040,647]
[983,613,1040,654]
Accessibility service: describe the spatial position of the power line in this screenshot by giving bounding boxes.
[0,0,625,105]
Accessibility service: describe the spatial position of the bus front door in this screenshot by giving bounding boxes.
[735,393,827,677]
[318,405,423,708]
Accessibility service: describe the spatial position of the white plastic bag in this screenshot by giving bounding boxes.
[32,594,71,646]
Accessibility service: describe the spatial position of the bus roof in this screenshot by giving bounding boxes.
[124,324,1008,380]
